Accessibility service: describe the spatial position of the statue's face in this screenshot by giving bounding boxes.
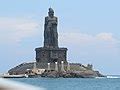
[48,12,54,18]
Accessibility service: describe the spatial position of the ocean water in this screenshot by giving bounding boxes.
[10,76,120,90]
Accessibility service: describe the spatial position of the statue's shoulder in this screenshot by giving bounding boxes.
[54,16,57,19]
[45,16,49,19]
[53,16,58,21]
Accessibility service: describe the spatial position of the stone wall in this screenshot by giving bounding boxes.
[35,47,67,64]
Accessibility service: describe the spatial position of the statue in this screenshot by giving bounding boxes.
[44,8,58,48]
[35,8,67,64]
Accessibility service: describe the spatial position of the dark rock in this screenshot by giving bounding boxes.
[41,70,59,78]
[41,70,104,78]
[95,71,105,77]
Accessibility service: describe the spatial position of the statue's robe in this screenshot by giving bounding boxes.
[44,16,58,48]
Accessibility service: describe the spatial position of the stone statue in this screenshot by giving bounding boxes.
[35,8,67,64]
[44,8,58,48]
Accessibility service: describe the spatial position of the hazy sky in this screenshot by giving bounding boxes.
[0,0,120,75]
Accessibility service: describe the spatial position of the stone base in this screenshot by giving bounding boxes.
[35,47,68,64]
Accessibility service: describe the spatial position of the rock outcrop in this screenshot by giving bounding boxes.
[8,62,105,78]
[41,70,104,78]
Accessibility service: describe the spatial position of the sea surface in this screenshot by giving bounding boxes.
[10,75,120,90]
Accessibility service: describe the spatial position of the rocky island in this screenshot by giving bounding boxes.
[8,8,104,78]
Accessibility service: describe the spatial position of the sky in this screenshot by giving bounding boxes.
[0,0,120,75]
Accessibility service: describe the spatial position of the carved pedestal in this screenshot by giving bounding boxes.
[35,47,67,64]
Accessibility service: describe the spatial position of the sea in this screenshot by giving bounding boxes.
[10,75,120,90]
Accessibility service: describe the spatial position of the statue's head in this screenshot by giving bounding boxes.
[48,8,54,18]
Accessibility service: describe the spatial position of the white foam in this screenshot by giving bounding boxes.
[106,76,120,79]
[95,76,120,79]
[95,77,106,79]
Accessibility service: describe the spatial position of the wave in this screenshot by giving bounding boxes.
[106,76,120,79]
[95,75,120,79]
[95,77,106,79]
